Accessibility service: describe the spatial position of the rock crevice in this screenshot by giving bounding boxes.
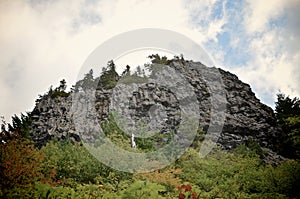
[30,60,280,153]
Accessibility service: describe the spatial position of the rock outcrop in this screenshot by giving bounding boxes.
[30,95,79,146]
[169,61,279,150]
[30,60,281,154]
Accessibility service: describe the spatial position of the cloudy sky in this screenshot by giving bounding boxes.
[0,0,299,122]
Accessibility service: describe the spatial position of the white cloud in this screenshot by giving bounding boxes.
[207,1,227,42]
[0,0,298,124]
[0,0,212,122]
[230,0,300,106]
[181,0,300,108]
[0,0,97,121]
[184,0,227,42]
[243,0,286,33]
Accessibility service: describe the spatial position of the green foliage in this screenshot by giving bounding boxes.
[48,79,70,98]
[178,148,300,198]
[119,64,147,84]
[35,80,69,104]
[1,138,299,198]
[236,143,259,158]
[235,139,265,159]
[6,57,300,198]
[40,140,132,188]
[285,116,300,158]
[98,60,119,89]
[74,69,96,91]
[271,159,300,197]
[2,92,300,198]
[120,180,166,199]
[246,139,265,157]
[6,113,32,139]
[275,93,300,123]
[190,127,205,150]
[101,113,166,152]
[41,140,105,184]
[2,182,117,199]
[135,135,156,151]
[148,54,171,65]
[118,72,148,84]
[100,113,132,150]
[275,92,300,159]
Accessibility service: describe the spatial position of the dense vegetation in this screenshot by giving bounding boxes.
[1,133,300,198]
[1,97,300,198]
[275,93,300,160]
[1,57,300,198]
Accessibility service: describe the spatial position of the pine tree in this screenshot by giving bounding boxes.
[275,93,300,159]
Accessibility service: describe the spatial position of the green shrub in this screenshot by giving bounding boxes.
[40,140,132,187]
[275,93,300,159]
[41,140,105,184]
[3,182,117,199]
[271,159,300,198]
[178,148,298,198]
[120,180,166,199]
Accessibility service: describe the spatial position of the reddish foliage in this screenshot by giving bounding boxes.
[177,183,198,199]
[179,192,185,199]
[192,192,198,199]
[133,168,182,189]
[0,138,44,190]
[185,184,192,192]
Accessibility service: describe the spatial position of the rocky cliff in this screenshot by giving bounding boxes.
[30,59,281,155]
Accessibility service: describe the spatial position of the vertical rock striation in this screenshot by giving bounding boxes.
[30,60,280,153]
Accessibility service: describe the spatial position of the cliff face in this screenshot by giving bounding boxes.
[30,60,281,153]
[169,61,280,150]
[218,68,278,149]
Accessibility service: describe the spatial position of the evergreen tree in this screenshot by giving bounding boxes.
[148,54,170,65]
[8,113,32,139]
[74,69,95,91]
[121,65,131,76]
[57,79,67,92]
[98,60,119,89]
[275,93,300,159]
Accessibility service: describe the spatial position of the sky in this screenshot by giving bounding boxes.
[0,0,299,123]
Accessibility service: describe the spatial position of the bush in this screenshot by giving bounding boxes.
[2,182,117,199]
[271,159,300,198]
[120,181,166,199]
[177,184,199,199]
[177,148,299,198]
[0,139,44,191]
[133,167,182,194]
[41,140,105,184]
[40,140,132,187]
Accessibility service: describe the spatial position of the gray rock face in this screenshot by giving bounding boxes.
[30,60,280,153]
[30,96,79,146]
[168,61,279,150]
[114,83,182,135]
[219,68,279,149]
